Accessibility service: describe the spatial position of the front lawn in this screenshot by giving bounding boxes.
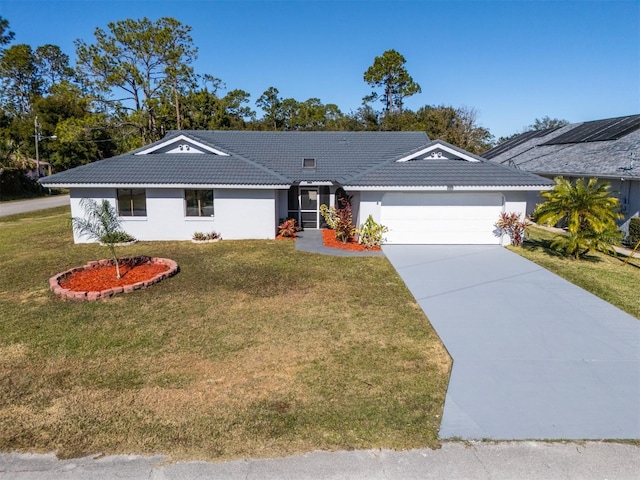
[0,207,450,460]
[512,226,640,319]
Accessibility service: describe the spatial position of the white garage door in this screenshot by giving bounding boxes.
[381,192,503,244]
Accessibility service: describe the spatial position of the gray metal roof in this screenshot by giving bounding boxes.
[346,158,553,188]
[40,130,551,188]
[344,138,552,188]
[40,147,291,187]
[175,130,433,183]
[483,115,640,180]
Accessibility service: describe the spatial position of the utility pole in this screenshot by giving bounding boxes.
[34,116,40,178]
[33,116,56,178]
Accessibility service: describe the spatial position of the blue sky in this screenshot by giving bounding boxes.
[1,0,638,139]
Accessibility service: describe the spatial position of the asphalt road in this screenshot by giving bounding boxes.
[0,195,70,217]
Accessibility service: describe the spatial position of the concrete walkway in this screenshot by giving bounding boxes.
[0,195,70,217]
[295,229,384,257]
[383,245,640,440]
[1,442,639,479]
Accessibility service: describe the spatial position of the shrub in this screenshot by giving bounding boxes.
[320,195,355,244]
[277,219,299,238]
[192,231,221,241]
[627,217,640,247]
[334,203,356,244]
[358,215,388,248]
[319,204,338,229]
[496,212,528,246]
[101,231,136,244]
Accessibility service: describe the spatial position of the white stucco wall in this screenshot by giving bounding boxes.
[357,191,384,228]
[276,190,288,221]
[503,191,528,219]
[69,187,278,243]
[70,188,117,243]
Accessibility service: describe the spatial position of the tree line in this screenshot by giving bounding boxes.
[0,15,566,183]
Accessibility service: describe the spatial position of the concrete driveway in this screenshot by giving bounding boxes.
[383,245,640,440]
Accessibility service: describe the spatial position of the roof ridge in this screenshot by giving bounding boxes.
[173,131,293,184]
[340,137,432,184]
[344,138,486,184]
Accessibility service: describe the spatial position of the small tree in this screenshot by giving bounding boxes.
[534,177,623,259]
[72,198,134,278]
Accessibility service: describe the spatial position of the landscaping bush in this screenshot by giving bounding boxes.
[496,211,528,246]
[358,215,388,248]
[192,231,221,241]
[334,203,356,244]
[321,196,356,244]
[319,204,338,229]
[101,231,136,243]
[627,217,640,247]
[277,218,299,238]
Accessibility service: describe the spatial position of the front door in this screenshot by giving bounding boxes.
[300,187,318,229]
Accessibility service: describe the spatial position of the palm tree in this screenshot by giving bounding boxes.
[534,177,622,259]
[72,198,134,278]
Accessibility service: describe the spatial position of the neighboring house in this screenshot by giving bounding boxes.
[25,159,52,180]
[40,131,552,245]
[483,114,640,232]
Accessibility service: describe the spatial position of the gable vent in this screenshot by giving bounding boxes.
[302,158,316,168]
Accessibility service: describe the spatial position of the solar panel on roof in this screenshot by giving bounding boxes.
[587,115,640,141]
[533,126,562,137]
[543,115,640,145]
[482,130,540,159]
[482,126,560,160]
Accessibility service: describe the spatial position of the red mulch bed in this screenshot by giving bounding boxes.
[60,262,170,291]
[321,228,380,251]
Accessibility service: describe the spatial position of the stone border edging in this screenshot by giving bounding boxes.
[49,257,179,301]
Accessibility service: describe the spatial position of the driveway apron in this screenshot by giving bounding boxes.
[383,245,640,440]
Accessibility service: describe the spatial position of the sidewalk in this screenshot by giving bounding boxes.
[1,442,638,479]
[294,229,384,257]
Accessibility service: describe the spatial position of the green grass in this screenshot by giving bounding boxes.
[0,207,450,460]
[511,227,640,319]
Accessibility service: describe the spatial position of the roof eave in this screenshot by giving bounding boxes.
[343,184,553,191]
[38,182,291,190]
[531,170,640,181]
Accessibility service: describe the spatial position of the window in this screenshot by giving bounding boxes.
[302,158,316,168]
[117,189,146,216]
[185,190,214,217]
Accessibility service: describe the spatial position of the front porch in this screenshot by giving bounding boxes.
[284,185,357,230]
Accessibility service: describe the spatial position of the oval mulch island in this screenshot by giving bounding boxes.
[50,256,179,301]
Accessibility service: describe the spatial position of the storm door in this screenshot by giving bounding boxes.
[300,187,318,229]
